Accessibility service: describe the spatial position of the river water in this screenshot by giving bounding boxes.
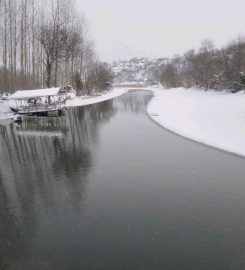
[1,90,245,270]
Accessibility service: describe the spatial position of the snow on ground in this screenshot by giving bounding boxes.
[65,88,128,108]
[0,101,14,120]
[147,87,245,157]
[0,87,129,120]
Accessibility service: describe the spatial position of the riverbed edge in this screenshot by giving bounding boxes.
[146,88,245,158]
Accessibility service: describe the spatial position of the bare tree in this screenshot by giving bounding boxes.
[38,0,80,87]
[85,62,113,94]
[0,0,111,94]
[159,63,179,89]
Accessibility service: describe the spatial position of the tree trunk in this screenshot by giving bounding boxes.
[46,60,52,88]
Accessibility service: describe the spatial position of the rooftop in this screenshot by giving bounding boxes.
[11,88,61,100]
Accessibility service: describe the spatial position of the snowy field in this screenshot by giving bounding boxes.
[147,87,245,157]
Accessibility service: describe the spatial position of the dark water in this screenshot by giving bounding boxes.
[1,90,245,270]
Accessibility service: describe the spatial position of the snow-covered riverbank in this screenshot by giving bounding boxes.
[65,88,128,108]
[0,101,14,120]
[0,87,129,120]
[147,87,245,157]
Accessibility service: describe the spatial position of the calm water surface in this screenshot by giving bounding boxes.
[1,90,245,270]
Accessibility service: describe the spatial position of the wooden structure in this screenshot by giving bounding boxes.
[10,88,66,117]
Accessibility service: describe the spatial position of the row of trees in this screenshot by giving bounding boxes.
[0,0,113,94]
[158,37,245,91]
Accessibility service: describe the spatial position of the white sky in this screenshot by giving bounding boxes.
[76,0,245,62]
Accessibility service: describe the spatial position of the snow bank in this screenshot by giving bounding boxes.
[147,87,245,157]
[0,88,129,120]
[0,101,14,120]
[65,88,128,108]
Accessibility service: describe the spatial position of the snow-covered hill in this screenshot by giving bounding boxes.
[111,57,169,83]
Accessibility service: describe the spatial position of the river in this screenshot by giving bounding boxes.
[0,90,245,270]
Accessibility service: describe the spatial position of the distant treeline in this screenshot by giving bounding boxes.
[157,38,245,91]
[0,0,113,94]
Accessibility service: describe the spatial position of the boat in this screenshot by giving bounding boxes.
[10,87,67,117]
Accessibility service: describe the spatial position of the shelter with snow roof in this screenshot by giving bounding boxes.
[10,87,66,117]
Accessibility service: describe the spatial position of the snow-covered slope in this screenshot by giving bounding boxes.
[111,57,168,83]
[147,87,245,157]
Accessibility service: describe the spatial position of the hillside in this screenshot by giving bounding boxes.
[111,57,169,84]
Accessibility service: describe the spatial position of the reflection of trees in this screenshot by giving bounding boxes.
[115,90,153,114]
[0,176,21,270]
[0,99,118,268]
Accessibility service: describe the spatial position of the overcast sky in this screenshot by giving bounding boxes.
[76,0,245,62]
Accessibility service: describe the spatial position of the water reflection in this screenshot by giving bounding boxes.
[0,99,118,269]
[2,91,241,270]
[116,90,153,113]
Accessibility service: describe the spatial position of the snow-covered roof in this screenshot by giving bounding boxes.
[11,88,61,99]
